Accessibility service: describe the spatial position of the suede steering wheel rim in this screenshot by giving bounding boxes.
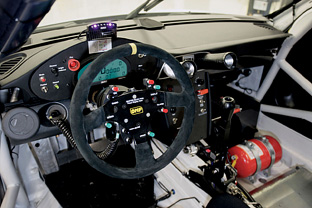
[70,43,195,179]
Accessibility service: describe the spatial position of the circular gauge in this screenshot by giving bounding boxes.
[163,61,197,79]
[224,53,236,69]
[199,52,237,70]
[182,61,197,77]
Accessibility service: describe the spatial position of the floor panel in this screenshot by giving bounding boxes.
[251,167,312,208]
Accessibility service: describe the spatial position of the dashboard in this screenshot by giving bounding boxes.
[0,15,289,146]
[28,41,160,101]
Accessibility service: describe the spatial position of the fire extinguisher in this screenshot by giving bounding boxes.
[228,135,282,178]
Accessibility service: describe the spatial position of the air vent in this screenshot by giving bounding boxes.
[254,23,277,31]
[0,56,24,76]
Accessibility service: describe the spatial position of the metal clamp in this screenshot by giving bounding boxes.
[256,136,276,177]
[245,141,261,183]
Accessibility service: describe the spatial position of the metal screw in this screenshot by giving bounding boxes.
[138,54,145,58]
[173,118,178,124]
[124,118,128,123]
[146,113,150,117]
[212,168,219,174]
[132,94,137,99]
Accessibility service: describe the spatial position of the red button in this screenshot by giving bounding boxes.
[197,89,209,95]
[70,61,76,67]
[112,87,119,92]
[147,80,154,85]
[233,108,241,114]
[68,59,80,71]
[161,108,168,114]
[39,76,46,83]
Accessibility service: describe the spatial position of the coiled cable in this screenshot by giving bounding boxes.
[49,117,118,160]
[50,118,77,148]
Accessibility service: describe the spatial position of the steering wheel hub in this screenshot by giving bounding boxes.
[103,89,166,143]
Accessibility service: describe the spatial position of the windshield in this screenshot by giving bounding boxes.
[39,0,293,27]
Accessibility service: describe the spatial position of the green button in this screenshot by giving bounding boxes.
[148,131,155,137]
[105,122,113,128]
[154,85,161,90]
[54,84,60,90]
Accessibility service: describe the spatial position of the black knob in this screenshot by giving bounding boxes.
[51,68,59,76]
[170,107,177,114]
[195,78,205,85]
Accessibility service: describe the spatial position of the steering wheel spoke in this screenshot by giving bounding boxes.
[134,142,156,169]
[83,107,106,133]
[165,91,192,108]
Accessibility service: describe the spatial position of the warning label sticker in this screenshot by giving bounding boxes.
[237,142,263,160]
[88,38,112,54]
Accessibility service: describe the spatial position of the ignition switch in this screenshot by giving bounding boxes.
[46,104,67,121]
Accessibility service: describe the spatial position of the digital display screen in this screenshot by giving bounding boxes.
[77,59,127,82]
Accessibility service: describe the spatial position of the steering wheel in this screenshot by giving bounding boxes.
[70,43,195,179]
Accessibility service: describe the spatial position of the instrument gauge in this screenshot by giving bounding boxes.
[163,60,197,79]
[182,61,197,77]
[77,58,128,83]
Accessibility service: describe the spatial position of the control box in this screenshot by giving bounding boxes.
[153,70,211,145]
[86,22,117,41]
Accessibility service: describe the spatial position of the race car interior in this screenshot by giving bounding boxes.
[1,0,312,207]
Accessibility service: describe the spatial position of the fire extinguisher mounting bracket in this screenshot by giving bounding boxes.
[244,140,262,183]
[255,136,276,177]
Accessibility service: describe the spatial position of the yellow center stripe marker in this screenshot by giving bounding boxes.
[129,43,137,55]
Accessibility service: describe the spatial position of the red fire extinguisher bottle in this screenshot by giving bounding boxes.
[228,135,282,178]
